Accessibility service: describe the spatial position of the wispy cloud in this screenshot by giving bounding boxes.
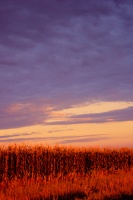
[48,129,73,133]
[0,133,109,144]
[0,132,36,139]
[46,106,133,125]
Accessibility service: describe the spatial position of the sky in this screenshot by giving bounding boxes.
[0,0,133,147]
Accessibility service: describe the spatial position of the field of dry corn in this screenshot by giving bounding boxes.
[0,144,133,200]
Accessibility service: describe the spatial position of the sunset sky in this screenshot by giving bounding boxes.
[0,0,133,147]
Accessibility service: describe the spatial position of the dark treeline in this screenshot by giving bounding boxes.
[0,145,133,181]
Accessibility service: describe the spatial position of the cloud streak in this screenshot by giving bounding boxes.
[0,132,36,139]
[0,133,109,145]
[46,106,133,125]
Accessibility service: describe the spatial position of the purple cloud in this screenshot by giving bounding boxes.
[46,106,133,125]
[0,0,133,129]
[0,133,109,144]
[0,132,36,139]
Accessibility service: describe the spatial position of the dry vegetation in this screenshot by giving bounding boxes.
[0,144,133,200]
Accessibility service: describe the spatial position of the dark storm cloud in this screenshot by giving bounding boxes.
[0,0,133,129]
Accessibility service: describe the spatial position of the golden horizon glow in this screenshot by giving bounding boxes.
[0,121,133,148]
[0,101,133,148]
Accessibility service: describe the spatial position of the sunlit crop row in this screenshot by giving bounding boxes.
[0,144,133,181]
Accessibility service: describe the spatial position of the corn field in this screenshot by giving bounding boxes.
[0,144,133,181]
